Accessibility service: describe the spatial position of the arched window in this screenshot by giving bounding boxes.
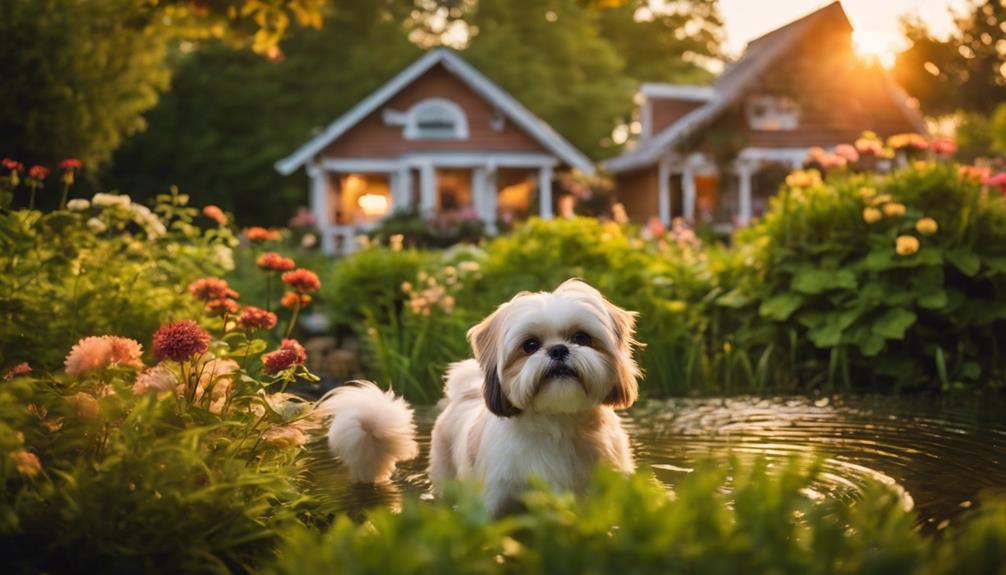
[404,98,469,140]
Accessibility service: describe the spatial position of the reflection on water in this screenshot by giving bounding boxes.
[305,395,1006,529]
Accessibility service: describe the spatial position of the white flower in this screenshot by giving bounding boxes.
[87,217,107,234]
[67,199,90,211]
[300,233,317,249]
[91,193,131,208]
[214,245,235,271]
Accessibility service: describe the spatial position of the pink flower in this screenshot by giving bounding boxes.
[202,205,228,226]
[64,336,143,375]
[262,339,307,374]
[27,165,49,181]
[256,252,295,272]
[9,450,41,477]
[3,362,31,380]
[647,217,666,237]
[984,172,1006,195]
[188,277,239,300]
[238,306,277,331]
[205,297,240,317]
[132,364,178,395]
[929,137,957,157]
[152,320,210,362]
[281,268,321,293]
[288,207,317,229]
[834,144,860,163]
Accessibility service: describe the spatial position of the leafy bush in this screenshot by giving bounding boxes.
[0,186,235,369]
[267,458,1006,575]
[723,163,1006,391]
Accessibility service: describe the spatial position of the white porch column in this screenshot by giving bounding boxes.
[419,162,436,215]
[307,164,336,254]
[657,156,672,225]
[472,166,498,234]
[682,164,697,222]
[538,164,554,220]
[737,161,753,225]
[392,165,410,213]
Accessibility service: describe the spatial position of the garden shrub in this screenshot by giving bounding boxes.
[724,163,1006,392]
[266,458,1006,575]
[0,187,235,369]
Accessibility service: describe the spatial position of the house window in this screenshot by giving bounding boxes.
[746,95,800,131]
[404,98,469,140]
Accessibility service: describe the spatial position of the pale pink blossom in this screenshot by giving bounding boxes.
[132,365,177,395]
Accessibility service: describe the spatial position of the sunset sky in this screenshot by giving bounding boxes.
[719,0,971,63]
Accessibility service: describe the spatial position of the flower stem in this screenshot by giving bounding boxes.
[284,299,301,339]
[59,183,69,211]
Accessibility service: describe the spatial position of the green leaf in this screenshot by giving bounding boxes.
[917,289,948,310]
[872,308,917,340]
[946,249,981,277]
[715,288,750,308]
[791,267,856,295]
[758,293,804,321]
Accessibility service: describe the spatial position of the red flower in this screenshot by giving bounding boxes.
[257,252,296,272]
[188,277,239,301]
[152,320,211,362]
[262,339,307,374]
[3,362,31,381]
[238,306,277,331]
[281,268,321,293]
[205,298,240,317]
[2,158,23,172]
[984,172,1006,195]
[280,291,312,309]
[28,165,49,180]
[929,137,957,157]
[59,158,82,170]
[244,227,282,242]
[202,205,228,226]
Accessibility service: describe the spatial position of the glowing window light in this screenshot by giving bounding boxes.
[357,193,389,217]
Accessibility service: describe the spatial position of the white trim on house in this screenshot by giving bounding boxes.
[276,48,594,176]
[640,84,717,101]
[402,97,470,140]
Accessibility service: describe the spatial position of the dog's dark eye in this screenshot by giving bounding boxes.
[570,331,592,346]
[521,338,541,354]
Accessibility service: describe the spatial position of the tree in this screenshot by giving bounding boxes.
[596,0,722,86]
[893,1,1006,116]
[461,0,632,160]
[0,0,324,171]
[105,0,420,224]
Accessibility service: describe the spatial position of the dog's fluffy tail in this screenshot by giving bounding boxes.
[316,381,418,484]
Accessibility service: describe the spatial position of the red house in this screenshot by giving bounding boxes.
[276,48,593,253]
[604,2,926,231]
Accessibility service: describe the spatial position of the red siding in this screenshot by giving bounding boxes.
[322,64,550,158]
[734,23,918,149]
[649,98,705,136]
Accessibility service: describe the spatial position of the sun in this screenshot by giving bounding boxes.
[852,28,897,69]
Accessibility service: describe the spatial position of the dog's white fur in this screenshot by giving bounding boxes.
[430,279,640,515]
[318,381,419,483]
[322,279,640,515]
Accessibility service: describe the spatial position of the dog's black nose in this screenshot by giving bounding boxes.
[547,344,569,361]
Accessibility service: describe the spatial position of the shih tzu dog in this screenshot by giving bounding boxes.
[322,279,641,515]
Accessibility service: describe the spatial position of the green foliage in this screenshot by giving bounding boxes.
[267,458,1006,575]
[894,1,1006,116]
[0,186,235,369]
[725,163,1006,391]
[0,0,325,172]
[106,0,420,224]
[321,162,1006,397]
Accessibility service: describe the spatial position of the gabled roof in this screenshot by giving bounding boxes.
[604,1,926,173]
[276,48,594,175]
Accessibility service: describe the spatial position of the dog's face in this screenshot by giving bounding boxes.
[468,279,640,416]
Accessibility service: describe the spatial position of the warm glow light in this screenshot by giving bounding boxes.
[357,193,389,217]
[852,29,897,69]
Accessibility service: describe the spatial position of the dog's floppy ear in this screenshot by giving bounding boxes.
[602,297,641,409]
[468,299,524,417]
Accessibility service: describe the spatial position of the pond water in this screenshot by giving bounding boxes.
[306,395,1006,529]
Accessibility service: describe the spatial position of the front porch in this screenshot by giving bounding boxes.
[307,152,559,253]
[653,147,807,233]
